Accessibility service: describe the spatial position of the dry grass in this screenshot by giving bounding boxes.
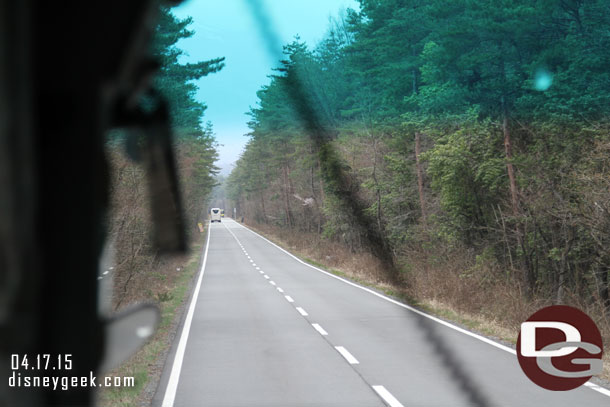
[99,144,211,406]
[97,237,204,407]
[404,245,610,383]
[246,220,610,385]
[250,221,390,284]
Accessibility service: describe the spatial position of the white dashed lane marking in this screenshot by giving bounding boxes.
[312,323,328,336]
[222,220,408,406]
[218,226,404,407]
[372,386,404,407]
[335,346,359,364]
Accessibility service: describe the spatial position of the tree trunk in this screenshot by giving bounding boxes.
[556,258,565,304]
[502,97,519,215]
[502,96,535,296]
[415,132,427,228]
[600,267,610,313]
[316,156,326,234]
[282,162,293,228]
[372,138,382,232]
[412,68,418,95]
[317,156,326,203]
[286,160,295,226]
[411,48,419,95]
[260,191,266,223]
[594,257,610,314]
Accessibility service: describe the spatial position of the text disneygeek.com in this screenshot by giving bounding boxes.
[9,371,135,390]
[9,354,134,390]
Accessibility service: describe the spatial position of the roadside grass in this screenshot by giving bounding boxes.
[244,221,609,384]
[302,256,518,346]
[97,239,204,407]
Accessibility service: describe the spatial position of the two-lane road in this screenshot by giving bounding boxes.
[154,218,610,406]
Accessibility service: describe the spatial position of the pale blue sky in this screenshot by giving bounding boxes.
[173,0,359,174]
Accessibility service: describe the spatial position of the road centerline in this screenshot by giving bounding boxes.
[372,385,405,407]
[312,323,328,336]
[335,346,359,365]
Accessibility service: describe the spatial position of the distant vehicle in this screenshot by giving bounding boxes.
[210,208,222,223]
[221,209,225,217]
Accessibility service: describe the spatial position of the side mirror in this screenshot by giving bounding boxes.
[98,304,159,373]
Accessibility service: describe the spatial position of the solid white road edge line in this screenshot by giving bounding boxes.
[372,385,405,407]
[230,219,610,398]
[231,219,513,352]
[312,323,328,336]
[296,307,308,316]
[335,346,359,364]
[161,224,211,407]
[585,382,610,397]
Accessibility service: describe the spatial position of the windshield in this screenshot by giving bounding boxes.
[10,1,606,406]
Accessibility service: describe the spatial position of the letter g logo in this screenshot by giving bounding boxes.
[517,306,603,391]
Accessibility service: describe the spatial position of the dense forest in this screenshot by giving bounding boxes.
[227,0,610,321]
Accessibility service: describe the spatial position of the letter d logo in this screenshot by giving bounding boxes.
[520,321,581,357]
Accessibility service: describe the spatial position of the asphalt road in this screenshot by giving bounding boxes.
[154,218,610,407]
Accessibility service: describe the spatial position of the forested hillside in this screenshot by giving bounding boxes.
[227,0,610,323]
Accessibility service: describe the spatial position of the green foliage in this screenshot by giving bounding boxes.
[228,0,610,305]
[146,8,224,229]
[178,121,220,211]
[152,7,225,137]
[424,120,506,240]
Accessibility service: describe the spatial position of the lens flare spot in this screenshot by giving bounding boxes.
[136,326,153,338]
[534,68,553,91]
